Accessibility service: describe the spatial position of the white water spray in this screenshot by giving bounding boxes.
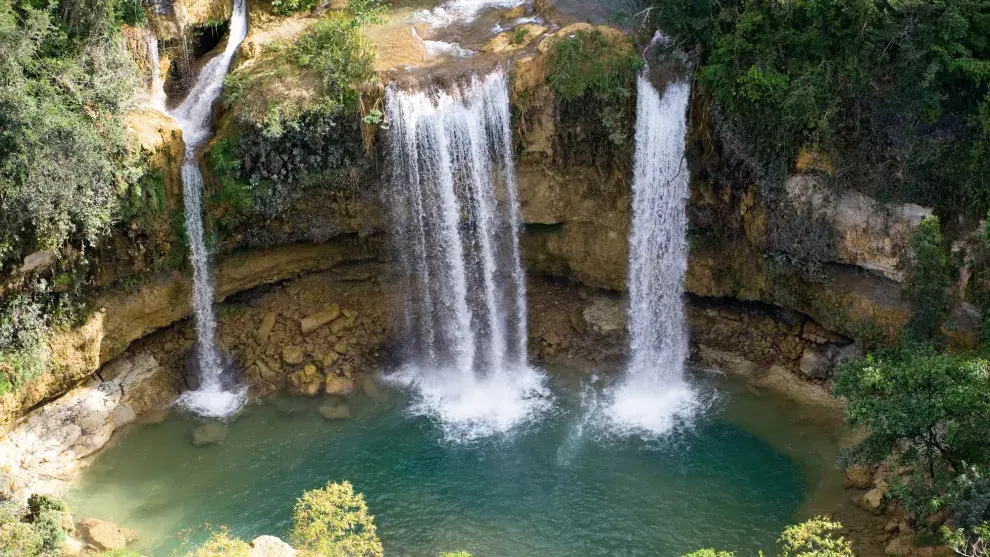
[384,70,548,441]
[606,38,699,436]
[171,0,249,419]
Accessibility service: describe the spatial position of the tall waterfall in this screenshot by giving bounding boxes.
[606,48,699,436]
[384,70,549,440]
[171,0,249,418]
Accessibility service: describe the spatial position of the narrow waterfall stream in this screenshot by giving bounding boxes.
[143,29,166,111]
[607,41,700,436]
[383,70,549,440]
[170,0,249,418]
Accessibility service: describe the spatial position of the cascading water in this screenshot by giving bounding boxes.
[143,29,166,111]
[606,37,700,436]
[170,0,249,418]
[384,70,549,440]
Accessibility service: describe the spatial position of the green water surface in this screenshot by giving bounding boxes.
[68,373,837,556]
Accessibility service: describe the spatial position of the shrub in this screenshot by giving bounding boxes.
[186,529,252,557]
[290,481,382,557]
[0,494,70,557]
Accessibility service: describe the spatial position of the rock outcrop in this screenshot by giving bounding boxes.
[0,353,179,499]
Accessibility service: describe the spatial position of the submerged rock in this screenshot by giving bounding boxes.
[318,402,351,420]
[325,374,355,397]
[250,535,297,556]
[844,465,873,489]
[287,365,322,396]
[191,422,228,446]
[76,518,138,551]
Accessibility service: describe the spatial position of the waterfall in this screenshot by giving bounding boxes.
[383,70,549,441]
[170,0,249,419]
[606,44,700,436]
[143,29,166,111]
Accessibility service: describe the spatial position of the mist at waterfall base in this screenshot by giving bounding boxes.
[67,374,832,557]
[604,60,702,437]
[382,71,551,441]
[169,0,249,419]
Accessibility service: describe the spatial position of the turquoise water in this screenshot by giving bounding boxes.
[68,373,824,556]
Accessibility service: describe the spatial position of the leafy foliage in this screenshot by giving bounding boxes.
[0,494,70,557]
[644,0,990,216]
[290,481,383,557]
[186,529,252,557]
[271,0,318,16]
[943,521,990,557]
[0,0,139,268]
[904,217,952,342]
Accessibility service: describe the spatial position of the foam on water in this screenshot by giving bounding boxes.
[412,0,525,28]
[169,0,249,419]
[411,27,475,58]
[606,39,697,437]
[383,364,552,442]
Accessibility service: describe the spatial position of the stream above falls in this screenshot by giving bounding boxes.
[67,369,852,556]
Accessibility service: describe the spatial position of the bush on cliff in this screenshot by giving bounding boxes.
[904,217,952,343]
[0,0,139,268]
[546,29,643,163]
[643,0,990,217]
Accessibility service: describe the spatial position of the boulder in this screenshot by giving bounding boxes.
[325,374,355,397]
[319,403,351,420]
[282,345,305,366]
[62,535,85,555]
[191,422,227,446]
[829,343,865,367]
[860,481,889,514]
[287,365,322,397]
[299,305,340,335]
[844,464,873,489]
[251,535,297,556]
[358,375,384,401]
[885,533,916,557]
[255,312,278,346]
[76,518,138,551]
[799,347,831,379]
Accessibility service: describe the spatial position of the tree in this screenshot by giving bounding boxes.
[832,347,990,481]
[904,217,952,342]
[290,481,382,557]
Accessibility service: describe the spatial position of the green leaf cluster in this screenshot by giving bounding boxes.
[647,0,990,215]
[0,494,71,557]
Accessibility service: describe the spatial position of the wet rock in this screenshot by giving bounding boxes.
[482,24,548,53]
[299,305,340,335]
[800,347,831,379]
[255,312,278,345]
[319,403,351,420]
[191,422,227,446]
[76,518,138,551]
[325,374,355,397]
[358,374,384,401]
[845,465,873,489]
[250,535,297,556]
[282,345,305,366]
[287,365,322,397]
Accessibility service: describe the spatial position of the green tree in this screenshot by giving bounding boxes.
[832,347,990,519]
[290,481,382,557]
[904,217,952,342]
[681,517,853,557]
